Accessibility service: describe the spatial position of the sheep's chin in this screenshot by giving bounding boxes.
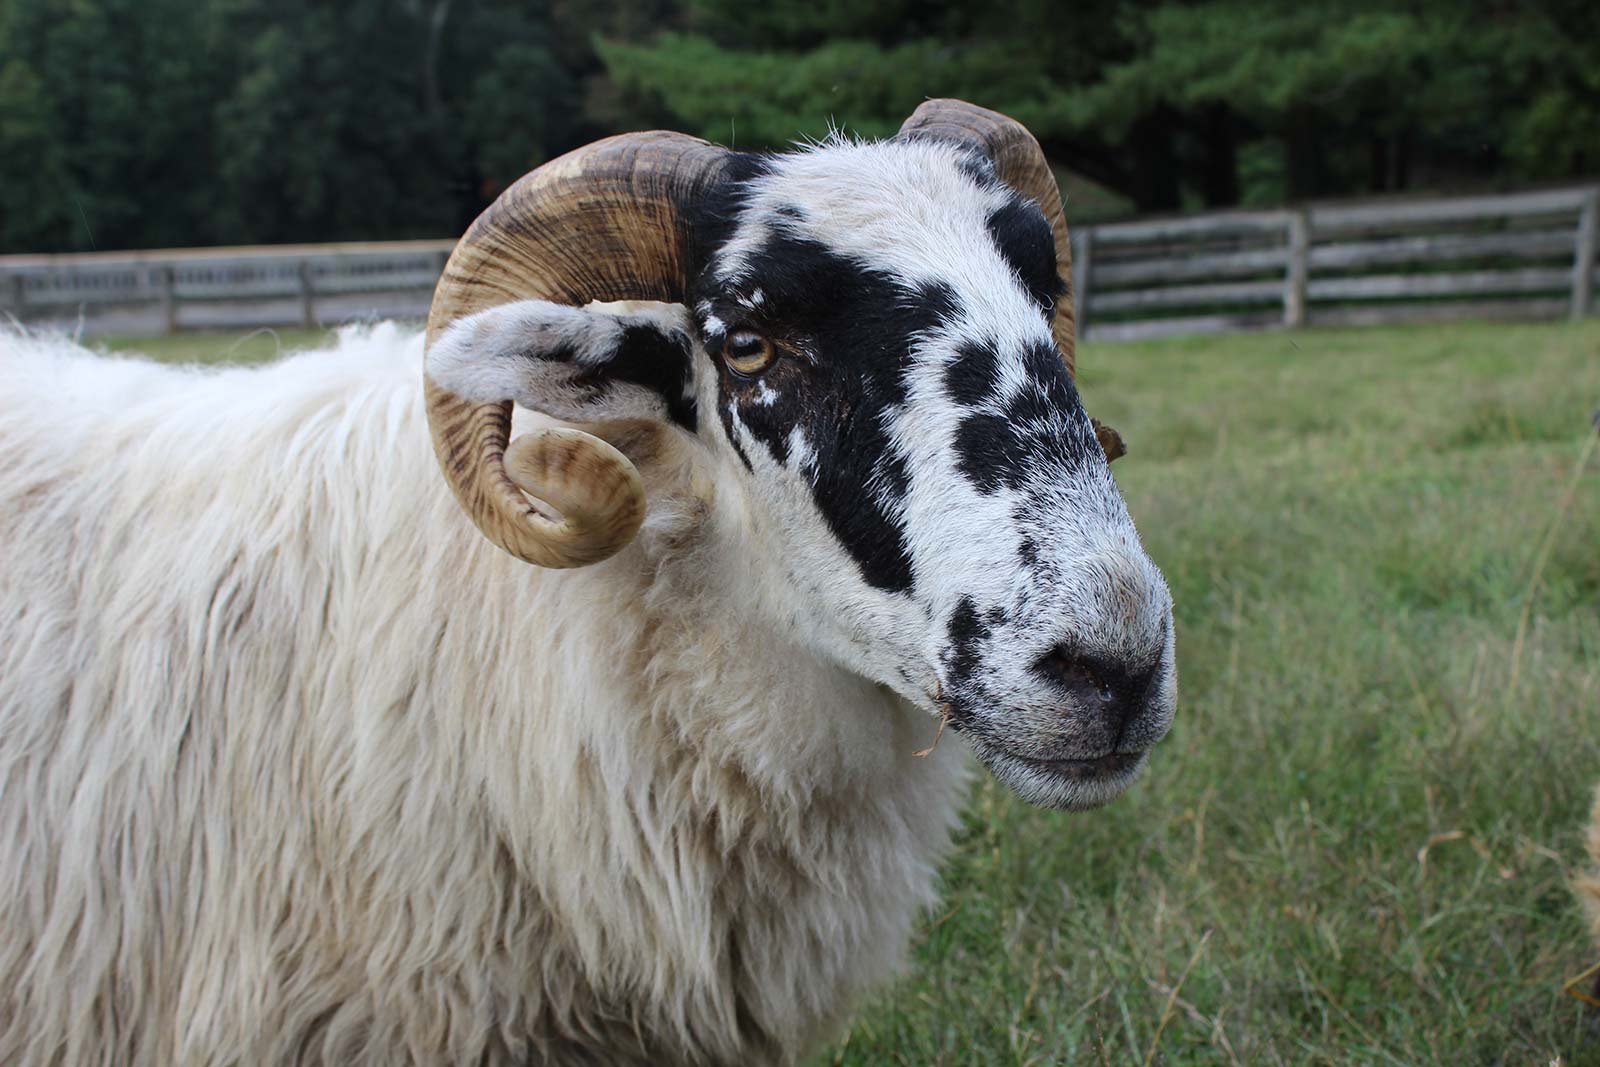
[961,736,1151,812]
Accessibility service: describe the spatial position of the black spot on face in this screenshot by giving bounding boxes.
[944,596,990,687]
[692,220,963,595]
[953,412,1019,494]
[1017,339,1081,414]
[986,196,1063,315]
[876,447,911,503]
[955,340,1098,495]
[943,339,1000,408]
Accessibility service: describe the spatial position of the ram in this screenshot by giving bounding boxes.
[0,100,1176,1066]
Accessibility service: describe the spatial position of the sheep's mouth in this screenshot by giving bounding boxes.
[1009,750,1143,779]
[960,732,1152,811]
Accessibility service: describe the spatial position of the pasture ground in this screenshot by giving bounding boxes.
[110,319,1600,1065]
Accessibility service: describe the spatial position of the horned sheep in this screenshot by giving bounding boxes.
[0,100,1177,1065]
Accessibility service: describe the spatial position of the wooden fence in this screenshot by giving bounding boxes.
[1,183,1596,341]
[1072,184,1599,342]
[0,240,452,336]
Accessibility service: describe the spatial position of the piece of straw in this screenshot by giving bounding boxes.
[913,711,950,758]
[914,685,953,758]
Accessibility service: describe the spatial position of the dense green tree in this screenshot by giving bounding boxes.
[0,58,75,249]
[0,0,1594,250]
[0,0,231,249]
[0,0,578,252]
[206,0,584,244]
[597,0,1166,203]
[1057,1,1599,201]
[598,0,1600,212]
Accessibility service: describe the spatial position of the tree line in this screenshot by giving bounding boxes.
[1,0,1594,253]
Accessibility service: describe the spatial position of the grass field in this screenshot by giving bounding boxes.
[110,319,1600,1064]
[103,327,332,366]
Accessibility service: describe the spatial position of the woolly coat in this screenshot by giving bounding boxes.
[0,327,970,1066]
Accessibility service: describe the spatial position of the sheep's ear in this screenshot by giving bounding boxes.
[425,300,698,430]
[1092,418,1127,463]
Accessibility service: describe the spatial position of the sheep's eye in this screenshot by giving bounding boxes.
[724,329,776,376]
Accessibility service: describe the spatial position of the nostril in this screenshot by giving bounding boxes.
[1035,645,1107,693]
[1034,645,1154,728]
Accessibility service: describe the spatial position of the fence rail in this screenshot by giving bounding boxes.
[2,183,1597,342]
[1071,183,1600,342]
[0,240,453,335]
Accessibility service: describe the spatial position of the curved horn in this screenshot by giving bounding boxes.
[424,132,730,567]
[898,100,1077,375]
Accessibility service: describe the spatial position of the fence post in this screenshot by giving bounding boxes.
[298,259,316,328]
[1073,227,1093,341]
[7,273,24,319]
[1284,210,1310,328]
[155,266,177,334]
[1572,188,1598,321]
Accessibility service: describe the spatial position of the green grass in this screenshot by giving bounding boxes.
[829,319,1600,1066]
[107,321,1600,1064]
[100,327,335,365]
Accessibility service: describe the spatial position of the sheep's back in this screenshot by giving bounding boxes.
[0,325,973,1067]
[0,326,503,1065]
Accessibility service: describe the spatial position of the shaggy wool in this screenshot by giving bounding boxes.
[0,325,971,1066]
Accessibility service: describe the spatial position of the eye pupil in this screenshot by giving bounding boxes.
[724,329,775,375]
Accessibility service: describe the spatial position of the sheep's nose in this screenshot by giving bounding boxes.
[1033,645,1157,739]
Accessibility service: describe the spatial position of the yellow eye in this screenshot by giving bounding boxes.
[724,329,777,376]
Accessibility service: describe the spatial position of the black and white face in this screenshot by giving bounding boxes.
[427,136,1176,810]
[683,138,1175,810]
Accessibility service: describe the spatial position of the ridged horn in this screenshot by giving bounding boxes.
[424,132,730,567]
[898,99,1078,375]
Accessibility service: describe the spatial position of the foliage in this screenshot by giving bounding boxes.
[2,0,1596,255]
[0,0,579,251]
[602,0,1600,209]
[1062,0,1598,199]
